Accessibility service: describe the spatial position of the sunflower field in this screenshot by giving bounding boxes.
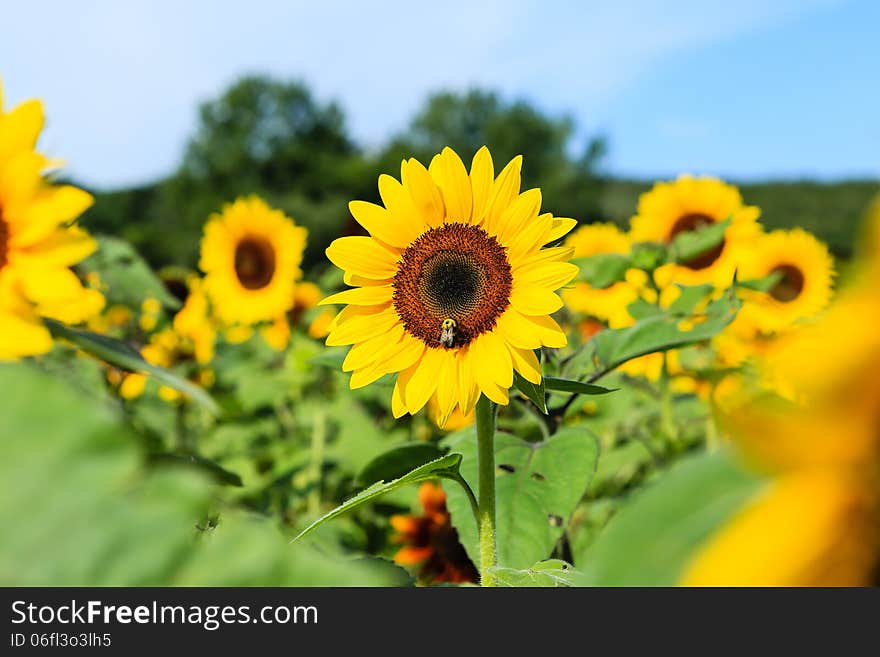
[2,79,879,588]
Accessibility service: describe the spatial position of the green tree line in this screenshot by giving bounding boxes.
[79,75,878,271]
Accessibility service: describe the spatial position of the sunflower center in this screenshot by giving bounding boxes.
[669,213,725,270]
[0,210,9,270]
[234,236,276,290]
[769,264,805,302]
[393,223,512,348]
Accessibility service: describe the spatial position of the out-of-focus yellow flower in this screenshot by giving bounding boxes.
[681,207,880,586]
[0,82,100,359]
[261,314,291,351]
[139,297,162,332]
[563,223,642,328]
[738,229,834,333]
[307,308,334,339]
[630,175,761,289]
[200,196,307,326]
[224,324,254,344]
[172,276,216,364]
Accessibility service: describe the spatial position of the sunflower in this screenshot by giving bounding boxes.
[682,235,880,586]
[320,147,577,425]
[630,175,761,288]
[200,196,307,326]
[737,229,834,333]
[172,276,217,364]
[562,223,643,328]
[390,482,478,584]
[0,83,99,359]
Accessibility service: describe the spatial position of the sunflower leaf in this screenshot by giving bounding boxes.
[575,451,763,586]
[356,443,447,486]
[443,426,599,570]
[668,218,731,265]
[572,253,631,288]
[44,318,219,414]
[666,283,715,315]
[588,287,741,380]
[543,376,616,395]
[292,453,464,543]
[83,236,181,309]
[513,371,547,413]
[490,559,583,587]
[738,270,784,293]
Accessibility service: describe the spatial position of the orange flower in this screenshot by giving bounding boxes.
[390,482,477,584]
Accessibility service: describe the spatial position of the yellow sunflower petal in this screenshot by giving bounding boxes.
[494,310,544,350]
[508,345,541,384]
[402,158,445,228]
[544,217,578,244]
[403,347,444,413]
[429,147,472,223]
[325,236,399,280]
[348,200,422,248]
[510,285,564,315]
[319,285,394,306]
[469,146,494,224]
[497,188,543,245]
[483,155,522,234]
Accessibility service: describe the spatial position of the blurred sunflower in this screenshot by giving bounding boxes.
[630,175,761,288]
[321,146,577,425]
[0,82,100,359]
[118,327,215,402]
[172,276,217,364]
[390,482,478,584]
[738,229,834,333]
[682,208,880,586]
[200,196,307,326]
[562,223,643,328]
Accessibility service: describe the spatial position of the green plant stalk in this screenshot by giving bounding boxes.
[659,352,678,443]
[475,394,498,587]
[308,409,326,516]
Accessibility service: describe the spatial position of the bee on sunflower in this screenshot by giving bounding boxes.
[320,146,578,427]
[0,82,102,359]
[390,482,478,584]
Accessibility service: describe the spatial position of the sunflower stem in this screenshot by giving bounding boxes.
[475,394,498,587]
[308,408,326,516]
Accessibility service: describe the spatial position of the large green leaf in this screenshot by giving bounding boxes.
[45,318,219,414]
[544,376,616,396]
[572,253,631,288]
[357,443,446,486]
[668,218,730,265]
[513,371,547,413]
[292,453,464,542]
[443,426,599,570]
[0,362,403,586]
[576,451,764,586]
[588,288,741,380]
[490,559,582,587]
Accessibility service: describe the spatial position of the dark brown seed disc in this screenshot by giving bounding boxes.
[0,211,8,270]
[393,223,512,348]
[769,264,805,302]
[234,236,277,290]
[669,213,725,270]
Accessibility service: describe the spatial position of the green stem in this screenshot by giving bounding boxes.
[308,409,326,516]
[659,353,678,444]
[447,473,480,531]
[475,395,498,587]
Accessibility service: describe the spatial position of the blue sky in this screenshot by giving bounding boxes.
[1,0,876,188]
